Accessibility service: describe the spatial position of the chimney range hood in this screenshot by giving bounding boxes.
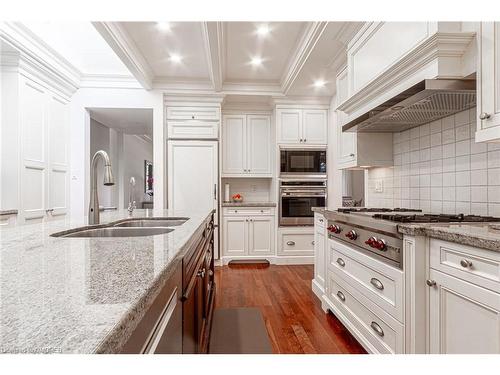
[342,79,476,133]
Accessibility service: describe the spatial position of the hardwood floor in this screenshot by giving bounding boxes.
[214,264,367,354]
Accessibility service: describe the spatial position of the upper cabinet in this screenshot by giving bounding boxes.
[338,22,475,125]
[276,107,328,145]
[222,113,272,177]
[476,22,500,142]
[167,105,220,139]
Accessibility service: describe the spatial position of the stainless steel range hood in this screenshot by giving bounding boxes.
[342,79,476,133]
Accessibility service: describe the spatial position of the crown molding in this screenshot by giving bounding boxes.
[92,22,154,90]
[0,22,80,97]
[80,74,141,89]
[202,22,225,92]
[280,21,328,95]
[271,95,331,107]
[164,93,225,106]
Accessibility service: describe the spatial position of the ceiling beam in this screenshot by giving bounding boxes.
[202,22,225,92]
[92,22,154,90]
[280,22,328,95]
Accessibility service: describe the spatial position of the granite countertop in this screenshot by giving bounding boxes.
[221,202,276,207]
[398,222,500,252]
[0,210,18,216]
[0,208,213,353]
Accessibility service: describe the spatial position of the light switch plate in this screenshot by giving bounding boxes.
[375,180,384,193]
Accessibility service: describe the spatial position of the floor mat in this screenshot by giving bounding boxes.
[209,307,272,354]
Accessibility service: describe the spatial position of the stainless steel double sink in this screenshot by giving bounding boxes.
[51,217,189,238]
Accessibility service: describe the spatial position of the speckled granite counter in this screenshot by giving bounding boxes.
[221,202,276,207]
[0,208,213,353]
[398,222,500,252]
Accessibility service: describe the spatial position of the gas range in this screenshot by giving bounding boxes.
[326,208,500,268]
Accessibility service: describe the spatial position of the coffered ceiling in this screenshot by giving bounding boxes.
[94,21,363,97]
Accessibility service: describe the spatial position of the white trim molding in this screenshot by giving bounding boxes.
[280,22,328,95]
[92,22,154,90]
[0,22,80,98]
[202,22,225,92]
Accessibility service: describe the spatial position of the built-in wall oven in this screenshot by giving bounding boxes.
[280,148,326,179]
[279,180,327,226]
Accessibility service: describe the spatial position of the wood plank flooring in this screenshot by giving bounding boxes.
[214,264,367,354]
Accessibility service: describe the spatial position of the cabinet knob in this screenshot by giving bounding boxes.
[45,208,54,213]
[370,277,384,290]
[349,153,355,157]
[460,259,473,268]
[479,112,491,120]
[370,321,384,337]
[311,240,315,245]
[336,291,346,302]
[191,115,195,119]
[336,257,345,267]
[303,139,307,142]
[426,279,437,287]
[286,241,296,246]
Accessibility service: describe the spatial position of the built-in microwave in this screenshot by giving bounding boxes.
[280,148,326,178]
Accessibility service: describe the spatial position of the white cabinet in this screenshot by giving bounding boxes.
[278,227,314,257]
[222,208,274,258]
[476,22,500,142]
[167,140,218,213]
[335,66,393,169]
[167,106,219,139]
[312,213,326,298]
[19,77,70,223]
[276,108,327,145]
[429,269,500,354]
[222,113,272,177]
[428,239,500,354]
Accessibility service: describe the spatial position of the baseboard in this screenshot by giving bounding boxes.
[311,279,325,301]
[219,255,314,266]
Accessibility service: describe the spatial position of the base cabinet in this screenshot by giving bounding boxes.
[429,269,500,354]
[121,214,215,354]
[222,211,274,258]
[278,228,314,257]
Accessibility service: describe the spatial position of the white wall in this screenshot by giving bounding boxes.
[123,135,153,208]
[366,108,500,216]
[69,87,164,217]
[221,178,272,202]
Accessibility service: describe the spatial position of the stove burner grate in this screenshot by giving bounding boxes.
[372,213,500,223]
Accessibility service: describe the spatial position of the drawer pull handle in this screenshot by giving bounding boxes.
[370,277,384,290]
[336,291,345,302]
[311,240,315,245]
[286,241,296,246]
[336,258,346,267]
[426,279,436,287]
[460,259,473,268]
[479,112,491,120]
[319,218,323,223]
[370,321,384,337]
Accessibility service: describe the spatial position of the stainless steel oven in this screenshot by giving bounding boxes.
[280,148,326,178]
[279,180,327,226]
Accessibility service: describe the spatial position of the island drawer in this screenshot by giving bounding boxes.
[430,239,500,292]
[327,271,404,354]
[329,238,404,322]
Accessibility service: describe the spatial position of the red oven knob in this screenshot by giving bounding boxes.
[345,230,357,240]
[365,237,376,247]
[328,224,342,234]
[375,238,387,251]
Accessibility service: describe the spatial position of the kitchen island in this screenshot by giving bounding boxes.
[0,209,215,354]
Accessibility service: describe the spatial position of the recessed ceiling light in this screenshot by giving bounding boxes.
[169,53,182,63]
[256,25,270,37]
[250,57,263,66]
[314,79,326,88]
[156,22,171,32]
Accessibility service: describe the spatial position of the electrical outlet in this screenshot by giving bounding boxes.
[375,180,384,193]
[251,185,257,192]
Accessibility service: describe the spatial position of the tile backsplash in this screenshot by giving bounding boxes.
[366,108,500,216]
